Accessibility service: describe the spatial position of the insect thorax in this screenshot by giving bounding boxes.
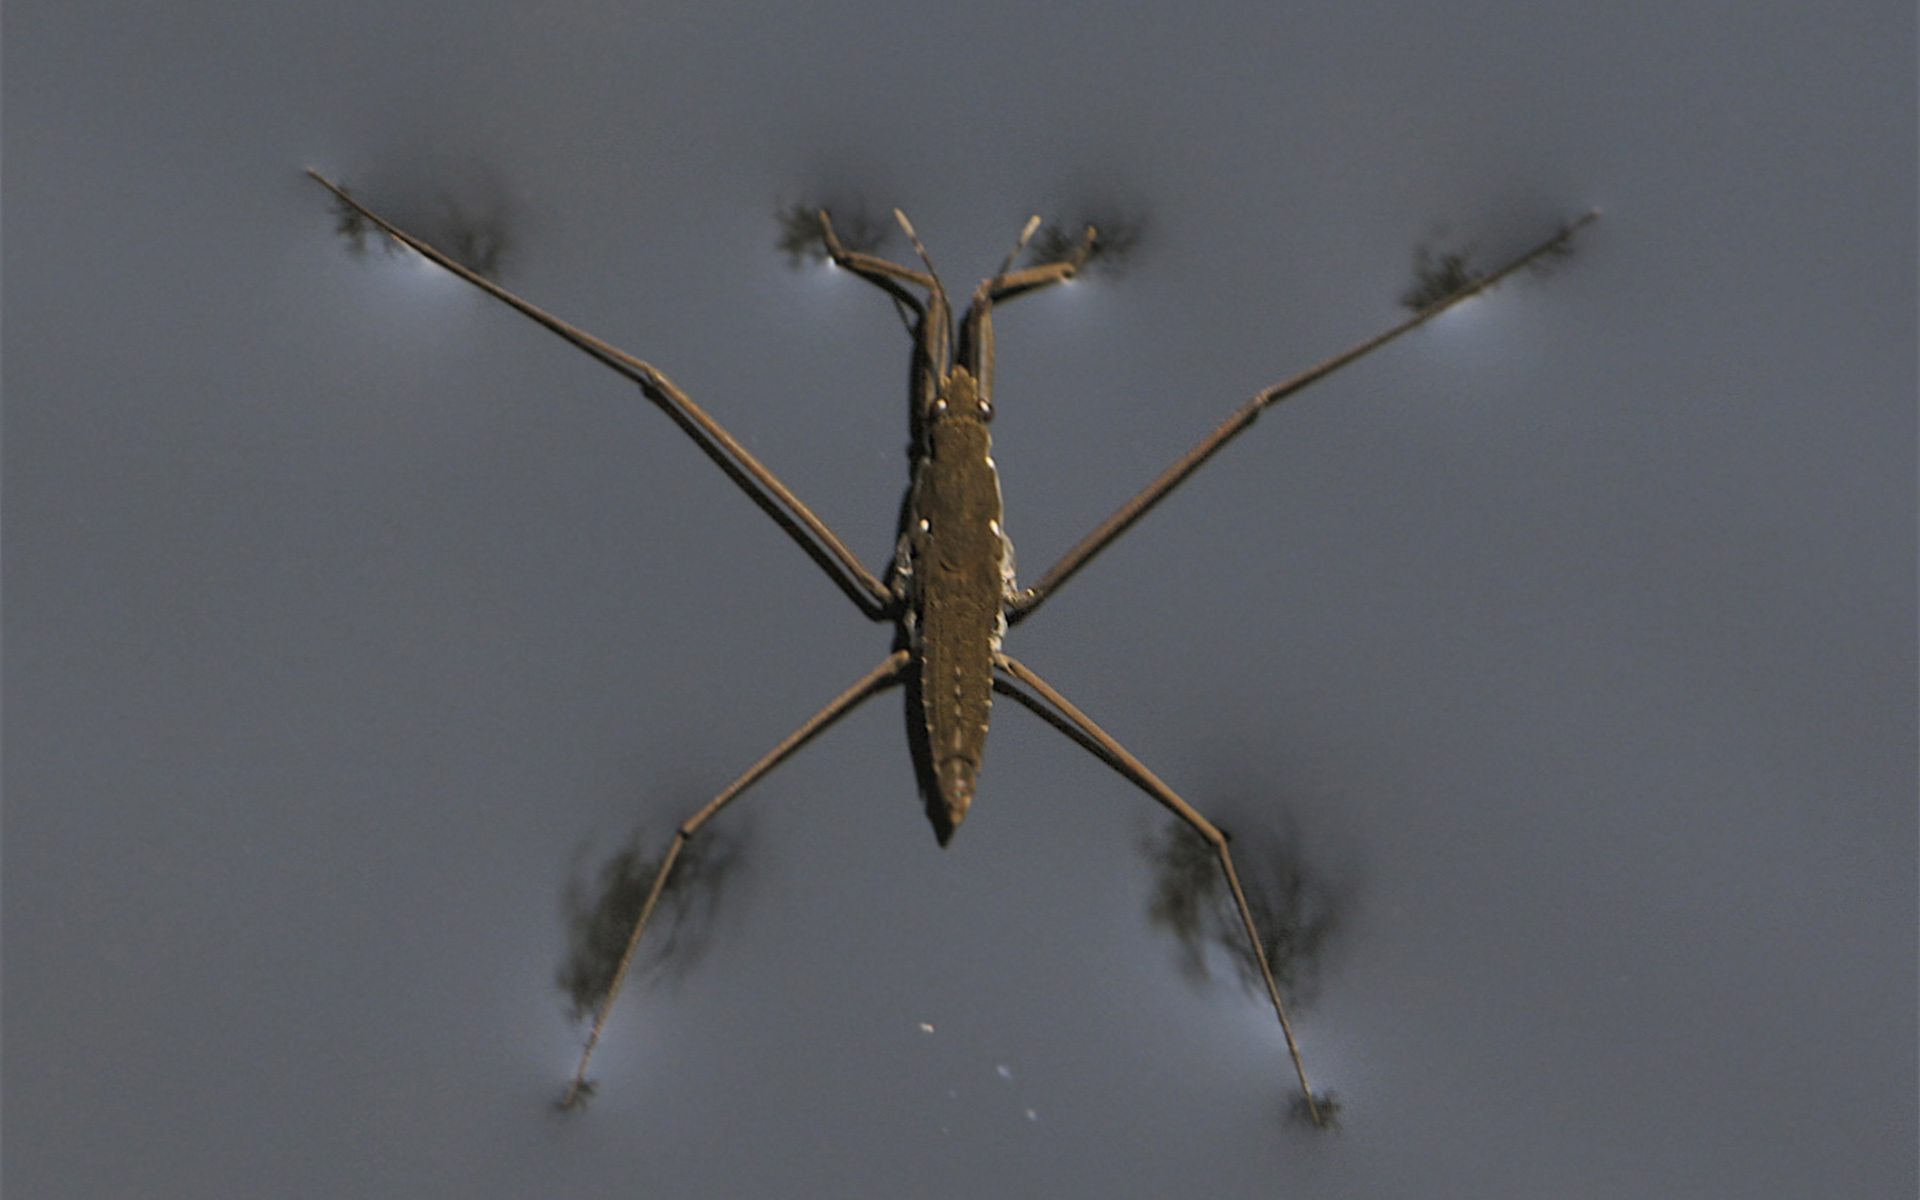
[895,369,1015,651]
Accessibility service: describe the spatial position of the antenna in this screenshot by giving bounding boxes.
[995,215,1044,279]
[893,209,950,320]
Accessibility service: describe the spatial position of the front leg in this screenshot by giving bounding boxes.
[961,223,1099,404]
[818,210,939,311]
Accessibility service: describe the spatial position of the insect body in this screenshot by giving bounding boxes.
[307,169,1595,1125]
[903,363,1006,840]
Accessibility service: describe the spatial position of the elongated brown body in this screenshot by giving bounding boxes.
[899,366,1011,843]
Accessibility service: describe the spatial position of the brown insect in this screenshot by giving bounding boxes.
[308,170,1595,1125]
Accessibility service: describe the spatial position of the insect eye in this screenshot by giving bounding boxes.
[933,398,948,416]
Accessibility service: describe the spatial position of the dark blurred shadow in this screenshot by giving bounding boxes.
[1401,212,1585,311]
[1289,1089,1344,1130]
[1026,207,1146,276]
[776,200,893,266]
[555,826,746,1023]
[325,165,516,281]
[1399,238,1480,310]
[1142,812,1346,1010]
[430,192,513,280]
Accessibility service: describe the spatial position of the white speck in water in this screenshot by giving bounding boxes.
[1026,1109,1038,1122]
[996,1064,1013,1080]
[918,1022,935,1034]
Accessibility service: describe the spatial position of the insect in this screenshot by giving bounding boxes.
[308,170,1596,1125]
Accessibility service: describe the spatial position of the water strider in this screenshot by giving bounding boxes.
[308,170,1596,1125]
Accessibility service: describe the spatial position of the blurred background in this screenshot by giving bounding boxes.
[7,2,1913,1196]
